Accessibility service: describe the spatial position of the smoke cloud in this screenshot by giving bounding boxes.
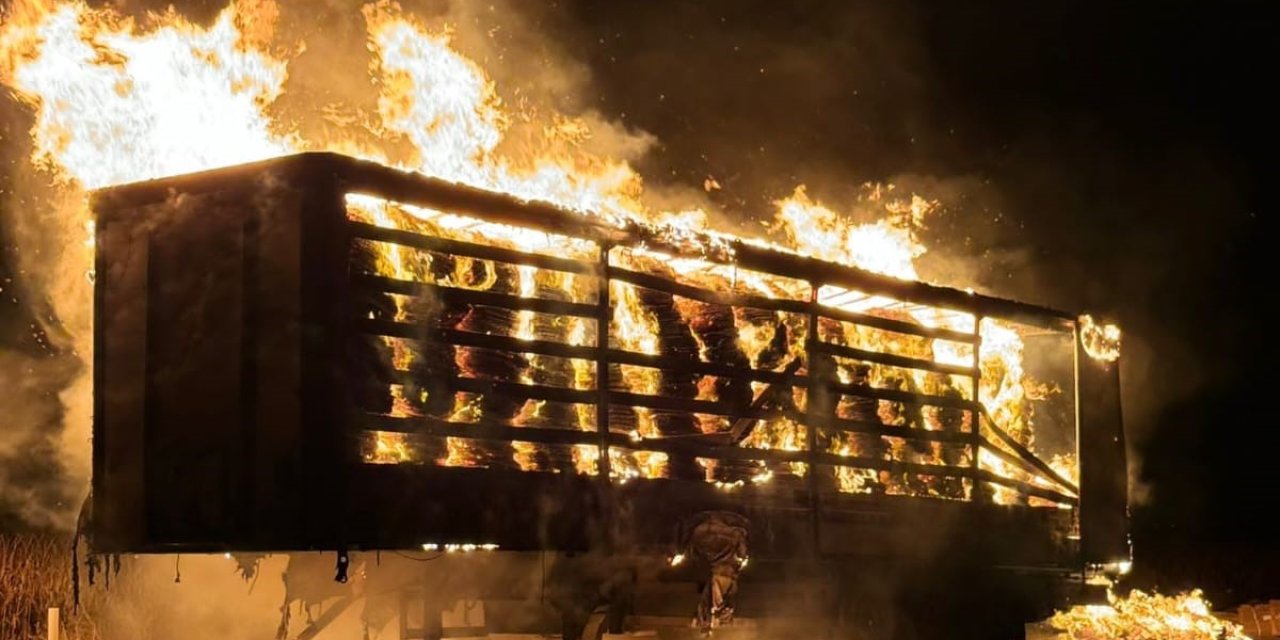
[1,97,94,531]
[0,349,81,530]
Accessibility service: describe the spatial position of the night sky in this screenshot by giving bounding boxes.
[1,0,1271,605]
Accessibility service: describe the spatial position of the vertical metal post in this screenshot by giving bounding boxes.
[1075,319,1130,565]
[970,314,984,500]
[1072,320,1081,482]
[91,208,106,546]
[595,243,613,482]
[238,213,260,543]
[47,608,59,640]
[297,162,351,547]
[1072,319,1084,569]
[804,283,823,555]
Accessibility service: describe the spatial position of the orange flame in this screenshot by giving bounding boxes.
[1080,314,1122,362]
[1,0,1086,499]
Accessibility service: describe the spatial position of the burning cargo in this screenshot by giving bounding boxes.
[90,152,1127,635]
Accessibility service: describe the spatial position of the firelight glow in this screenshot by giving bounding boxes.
[2,0,1086,501]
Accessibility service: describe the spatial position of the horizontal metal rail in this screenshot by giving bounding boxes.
[365,320,805,386]
[356,413,1076,505]
[448,376,595,405]
[359,319,596,360]
[812,415,974,445]
[977,433,1073,494]
[974,470,1079,506]
[826,379,980,413]
[377,369,977,425]
[366,392,982,449]
[352,274,598,317]
[611,266,979,343]
[608,266,810,315]
[362,413,596,446]
[600,352,804,386]
[359,322,982,413]
[813,339,977,378]
[979,410,1080,496]
[348,220,598,276]
[607,390,777,419]
[815,303,978,343]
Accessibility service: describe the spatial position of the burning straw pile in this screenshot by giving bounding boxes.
[1048,589,1250,640]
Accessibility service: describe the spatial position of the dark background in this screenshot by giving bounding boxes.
[2,0,1271,605]
[544,0,1271,605]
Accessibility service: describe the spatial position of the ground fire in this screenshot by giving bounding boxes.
[1043,588,1250,640]
[0,0,1229,638]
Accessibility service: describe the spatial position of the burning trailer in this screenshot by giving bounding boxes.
[90,152,1129,638]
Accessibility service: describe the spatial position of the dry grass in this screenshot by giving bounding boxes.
[2,534,295,640]
[0,533,104,640]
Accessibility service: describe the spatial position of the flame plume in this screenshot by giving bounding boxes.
[3,0,1077,502]
[1,0,291,189]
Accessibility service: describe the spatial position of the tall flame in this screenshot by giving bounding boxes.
[773,185,930,281]
[1,0,291,188]
[362,1,646,222]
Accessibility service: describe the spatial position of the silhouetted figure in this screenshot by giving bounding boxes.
[676,511,750,635]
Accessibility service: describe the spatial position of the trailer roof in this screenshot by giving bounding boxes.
[93,152,1078,330]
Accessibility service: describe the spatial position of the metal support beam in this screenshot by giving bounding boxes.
[971,314,985,501]
[595,243,613,484]
[804,283,824,554]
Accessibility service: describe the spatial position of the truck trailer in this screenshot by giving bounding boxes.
[89,153,1128,638]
